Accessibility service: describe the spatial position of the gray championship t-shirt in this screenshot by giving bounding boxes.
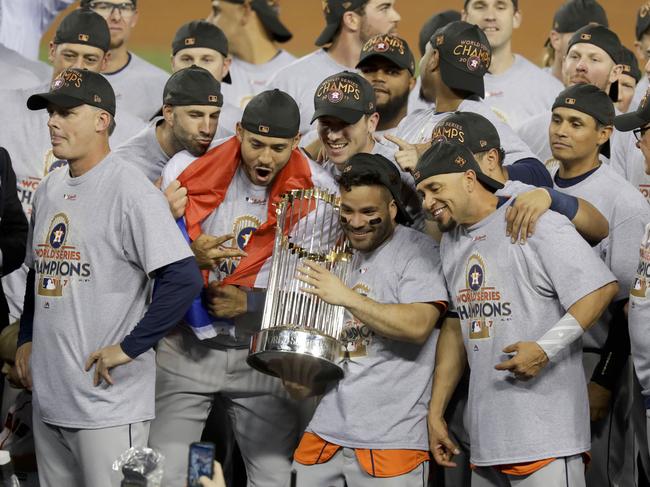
[394,98,537,165]
[610,129,650,203]
[441,201,616,466]
[26,153,192,428]
[553,163,650,348]
[162,145,338,348]
[483,55,564,129]
[308,225,448,450]
[221,50,296,111]
[266,49,352,135]
[113,119,169,183]
[629,223,650,398]
[0,82,145,319]
[104,53,169,123]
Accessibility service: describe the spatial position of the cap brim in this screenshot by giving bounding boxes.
[476,172,504,193]
[439,57,485,98]
[311,106,364,125]
[254,6,293,43]
[608,80,619,102]
[315,22,339,47]
[356,53,413,74]
[223,72,232,84]
[614,111,650,132]
[26,92,84,111]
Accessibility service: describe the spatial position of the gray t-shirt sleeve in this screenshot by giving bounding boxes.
[529,213,616,311]
[121,189,193,275]
[397,239,448,305]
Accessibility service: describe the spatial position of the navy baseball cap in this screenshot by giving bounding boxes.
[54,8,110,52]
[172,20,232,84]
[620,46,642,83]
[637,2,650,40]
[241,89,300,138]
[163,65,223,108]
[222,0,292,42]
[312,71,376,124]
[357,34,415,75]
[614,89,650,132]
[433,112,501,153]
[316,0,366,46]
[419,10,461,56]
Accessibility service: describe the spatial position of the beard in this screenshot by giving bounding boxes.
[377,89,410,125]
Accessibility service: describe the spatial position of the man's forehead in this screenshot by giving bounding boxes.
[56,43,105,56]
[175,46,221,58]
[245,131,293,145]
[552,106,593,120]
[174,104,221,113]
[567,42,611,60]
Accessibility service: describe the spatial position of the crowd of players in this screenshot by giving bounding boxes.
[2,0,650,486]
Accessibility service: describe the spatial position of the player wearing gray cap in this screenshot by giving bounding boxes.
[114,65,224,183]
[290,153,447,486]
[149,89,337,487]
[0,8,145,334]
[462,0,563,128]
[207,0,296,112]
[82,0,169,122]
[419,140,618,487]
[550,83,650,487]
[15,68,201,487]
[267,0,400,134]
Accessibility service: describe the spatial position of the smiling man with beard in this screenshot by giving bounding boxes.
[150,89,338,487]
[356,34,416,137]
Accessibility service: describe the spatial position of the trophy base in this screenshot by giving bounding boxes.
[247,327,344,383]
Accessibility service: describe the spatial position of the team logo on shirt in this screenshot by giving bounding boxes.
[632,238,650,298]
[455,253,511,340]
[34,213,91,297]
[217,215,262,277]
[340,283,373,357]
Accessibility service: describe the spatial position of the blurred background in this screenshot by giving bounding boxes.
[41,0,641,72]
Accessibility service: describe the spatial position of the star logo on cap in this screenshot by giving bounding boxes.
[343,165,352,173]
[258,125,270,133]
[467,56,481,71]
[580,33,592,40]
[208,95,219,103]
[328,90,344,103]
[51,78,65,90]
[185,37,196,46]
[375,42,389,52]
[565,97,576,105]
[78,33,90,42]
[454,156,466,167]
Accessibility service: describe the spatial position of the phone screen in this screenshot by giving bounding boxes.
[187,442,215,487]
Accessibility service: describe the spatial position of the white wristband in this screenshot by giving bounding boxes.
[536,312,584,360]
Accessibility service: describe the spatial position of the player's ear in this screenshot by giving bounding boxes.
[48,41,56,64]
[291,133,301,151]
[236,122,244,142]
[221,55,232,81]
[162,105,174,125]
[100,51,110,72]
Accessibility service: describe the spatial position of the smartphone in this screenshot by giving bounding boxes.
[187,441,215,487]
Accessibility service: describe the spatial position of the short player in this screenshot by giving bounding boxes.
[517,24,623,164]
[0,8,145,327]
[542,0,608,83]
[149,89,337,487]
[417,141,618,487]
[392,21,537,165]
[291,152,447,486]
[207,0,296,111]
[617,46,642,114]
[82,0,170,122]
[267,0,400,134]
[462,0,563,128]
[114,65,223,183]
[356,34,416,137]
[550,83,650,487]
[170,20,241,138]
[15,68,201,487]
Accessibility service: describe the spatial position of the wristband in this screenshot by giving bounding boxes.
[536,312,584,360]
[546,189,579,220]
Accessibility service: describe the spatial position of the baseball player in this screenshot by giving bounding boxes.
[15,68,202,487]
[549,83,650,487]
[81,0,170,122]
[616,47,642,114]
[356,34,416,137]
[170,20,242,139]
[114,66,223,184]
[542,0,608,83]
[267,0,400,134]
[0,8,145,332]
[149,89,338,487]
[517,24,623,164]
[290,152,447,486]
[391,21,538,166]
[463,0,564,128]
[630,2,650,115]
[207,0,296,111]
[417,141,618,487]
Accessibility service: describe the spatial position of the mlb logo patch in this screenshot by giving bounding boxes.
[258,125,270,134]
[185,37,196,46]
[565,97,576,105]
[436,35,444,46]
[580,33,592,40]
[78,33,89,42]
[208,95,219,103]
